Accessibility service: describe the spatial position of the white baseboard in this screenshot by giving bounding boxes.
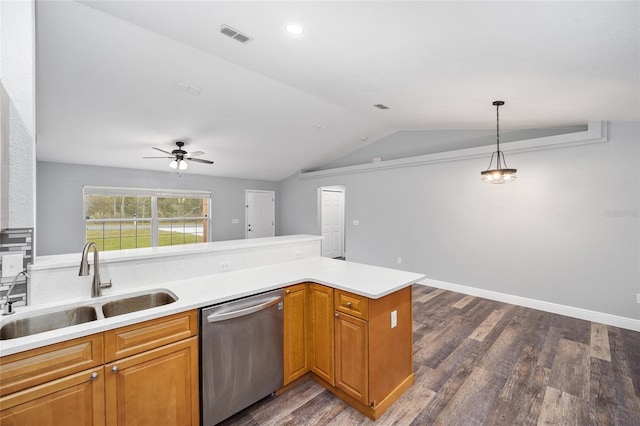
[418,278,640,333]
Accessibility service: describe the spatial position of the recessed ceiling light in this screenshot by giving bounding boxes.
[285,24,304,36]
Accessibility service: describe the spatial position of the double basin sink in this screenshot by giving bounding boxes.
[0,290,177,340]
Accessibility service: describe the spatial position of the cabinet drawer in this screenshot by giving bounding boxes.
[334,290,369,320]
[104,311,197,362]
[0,334,103,397]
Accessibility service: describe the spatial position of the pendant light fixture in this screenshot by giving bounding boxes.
[481,101,517,184]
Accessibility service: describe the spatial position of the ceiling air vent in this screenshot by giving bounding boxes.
[373,104,390,110]
[220,25,253,44]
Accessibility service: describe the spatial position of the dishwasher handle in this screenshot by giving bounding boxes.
[206,295,282,323]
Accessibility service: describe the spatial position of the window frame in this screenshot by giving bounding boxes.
[83,185,212,251]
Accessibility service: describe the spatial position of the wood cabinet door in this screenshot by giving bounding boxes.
[309,284,334,385]
[104,337,198,426]
[334,312,369,405]
[0,334,104,397]
[0,367,105,426]
[283,283,308,385]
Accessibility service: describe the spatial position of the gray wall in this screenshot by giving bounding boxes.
[317,126,587,171]
[280,122,640,319]
[37,162,279,255]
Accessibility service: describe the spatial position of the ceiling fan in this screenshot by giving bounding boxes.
[143,141,214,170]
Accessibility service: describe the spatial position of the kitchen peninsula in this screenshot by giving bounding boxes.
[0,235,424,424]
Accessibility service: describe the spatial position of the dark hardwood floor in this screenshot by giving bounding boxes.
[218,285,640,426]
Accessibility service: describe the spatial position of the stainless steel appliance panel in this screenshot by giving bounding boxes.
[200,289,283,425]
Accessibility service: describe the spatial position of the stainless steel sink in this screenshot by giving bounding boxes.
[0,290,179,340]
[0,306,98,340]
[101,291,177,318]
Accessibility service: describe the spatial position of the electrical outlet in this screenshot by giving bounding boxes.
[637,293,640,304]
[294,250,303,259]
[390,310,397,329]
[352,219,360,226]
[2,254,23,277]
[397,257,402,264]
[218,261,232,272]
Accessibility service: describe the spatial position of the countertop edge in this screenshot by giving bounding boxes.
[2,258,425,357]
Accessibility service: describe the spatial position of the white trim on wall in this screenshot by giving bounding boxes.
[300,121,608,180]
[419,277,640,332]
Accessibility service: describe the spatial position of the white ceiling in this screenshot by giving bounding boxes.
[35,1,640,181]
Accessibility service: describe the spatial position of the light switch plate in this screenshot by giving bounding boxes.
[2,254,23,277]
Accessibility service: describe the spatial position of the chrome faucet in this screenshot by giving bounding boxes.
[79,242,112,298]
[3,270,29,315]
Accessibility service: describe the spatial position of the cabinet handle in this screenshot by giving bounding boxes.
[286,290,291,294]
[335,312,340,318]
[111,365,119,373]
[346,301,352,307]
[90,372,99,381]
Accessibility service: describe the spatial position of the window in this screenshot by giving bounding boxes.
[84,186,211,251]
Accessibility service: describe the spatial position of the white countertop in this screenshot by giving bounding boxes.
[1,257,424,357]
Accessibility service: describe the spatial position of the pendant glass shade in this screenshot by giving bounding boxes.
[481,100,517,184]
[481,168,517,184]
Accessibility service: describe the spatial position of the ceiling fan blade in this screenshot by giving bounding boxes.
[143,156,174,159]
[152,147,173,155]
[187,157,214,164]
[186,151,205,158]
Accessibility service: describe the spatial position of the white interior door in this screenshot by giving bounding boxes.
[320,187,344,258]
[246,190,275,239]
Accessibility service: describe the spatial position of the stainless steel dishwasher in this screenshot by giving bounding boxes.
[200,289,284,425]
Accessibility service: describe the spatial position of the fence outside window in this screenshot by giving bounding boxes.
[83,186,211,251]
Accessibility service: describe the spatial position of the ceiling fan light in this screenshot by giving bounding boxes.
[169,160,178,169]
[178,159,188,170]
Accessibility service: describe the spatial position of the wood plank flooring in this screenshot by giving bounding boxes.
[217,285,640,426]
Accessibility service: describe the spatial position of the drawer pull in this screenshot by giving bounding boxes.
[90,372,99,381]
[335,312,340,318]
[346,301,352,307]
[111,365,119,373]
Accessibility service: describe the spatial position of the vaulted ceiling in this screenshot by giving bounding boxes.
[35,1,639,181]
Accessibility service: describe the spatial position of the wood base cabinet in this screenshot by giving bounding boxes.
[331,287,414,418]
[0,334,105,426]
[309,284,334,385]
[0,310,199,426]
[105,338,198,426]
[282,284,413,420]
[0,367,105,426]
[283,283,309,385]
[334,311,368,404]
